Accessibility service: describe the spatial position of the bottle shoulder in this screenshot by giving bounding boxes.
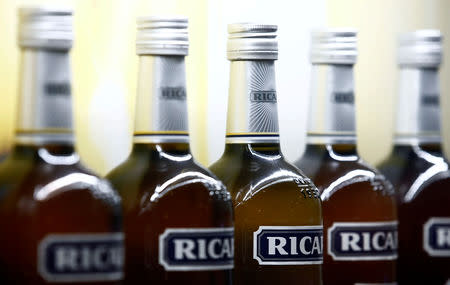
[296,152,394,201]
[378,146,450,200]
[108,152,230,209]
[0,155,121,212]
[211,151,320,207]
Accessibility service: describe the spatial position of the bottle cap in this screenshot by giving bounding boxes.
[227,23,278,60]
[398,30,442,68]
[310,28,357,65]
[136,16,189,55]
[18,6,73,50]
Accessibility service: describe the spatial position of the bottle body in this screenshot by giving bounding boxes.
[378,38,450,283]
[295,56,397,284]
[296,145,397,284]
[210,143,322,285]
[379,145,450,285]
[108,143,234,284]
[211,53,323,284]
[0,15,125,282]
[107,41,234,283]
[0,144,123,285]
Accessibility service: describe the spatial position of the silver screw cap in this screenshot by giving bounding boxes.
[18,6,73,50]
[398,30,442,68]
[227,23,278,60]
[310,28,357,65]
[136,16,189,56]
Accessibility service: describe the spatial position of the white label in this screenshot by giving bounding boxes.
[423,217,450,257]
[38,233,124,283]
[253,226,323,265]
[158,227,234,271]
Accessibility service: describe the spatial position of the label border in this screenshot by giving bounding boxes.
[423,217,450,257]
[37,233,124,283]
[158,227,234,271]
[253,225,324,265]
[327,221,398,261]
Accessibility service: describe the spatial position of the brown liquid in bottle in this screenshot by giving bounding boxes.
[0,144,122,285]
[296,144,397,285]
[379,144,450,285]
[107,143,233,284]
[210,143,323,285]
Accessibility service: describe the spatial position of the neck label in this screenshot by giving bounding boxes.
[328,222,398,261]
[424,217,450,257]
[159,227,234,271]
[253,226,323,265]
[226,61,279,142]
[38,233,124,283]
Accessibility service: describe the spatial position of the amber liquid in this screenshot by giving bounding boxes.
[378,143,450,285]
[296,144,397,285]
[0,143,122,285]
[107,142,233,284]
[210,143,322,285]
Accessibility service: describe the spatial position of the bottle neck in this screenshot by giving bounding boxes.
[222,143,283,157]
[304,143,358,160]
[132,141,192,157]
[134,55,189,144]
[394,67,441,145]
[16,48,74,145]
[225,60,280,145]
[306,64,356,145]
[11,143,79,165]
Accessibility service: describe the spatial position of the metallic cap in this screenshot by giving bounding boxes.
[18,6,73,50]
[227,23,278,60]
[136,16,189,55]
[310,29,357,65]
[398,30,442,68]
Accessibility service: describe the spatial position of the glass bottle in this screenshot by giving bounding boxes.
[295,30,397,285]
[0,7,124,284]
[210,23,323,285]
[106,17,234,284]
[378,30,450,285]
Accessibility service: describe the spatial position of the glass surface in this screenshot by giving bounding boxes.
[378,143,450,284]
[107,142,233,284]
[0,143,122,285]
[296,143,397,285]
[210,143,322,285]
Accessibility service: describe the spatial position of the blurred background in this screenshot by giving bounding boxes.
[0,0,449,175]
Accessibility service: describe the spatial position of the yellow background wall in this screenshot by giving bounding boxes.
[0,0,208,175]
[327,0,450,164]
[0,0,450,174]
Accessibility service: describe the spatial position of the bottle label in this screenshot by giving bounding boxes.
[253,226,323,265]
[328,222,398,261]
[423,217,450,257]
[159,227,234,271]
[37,233,124,283]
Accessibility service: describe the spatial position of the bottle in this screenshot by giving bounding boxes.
[106,17,234,284]
[210,23,323,285]
[378,30,450,284]
[294,30,398,285]
[0,7,124,284]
